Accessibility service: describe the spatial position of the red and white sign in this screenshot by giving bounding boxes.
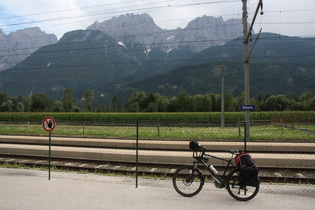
[42,117,56,132]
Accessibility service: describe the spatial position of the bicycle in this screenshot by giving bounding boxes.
[172,141,259,201]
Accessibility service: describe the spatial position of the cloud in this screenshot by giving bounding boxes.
[0,0,89,37]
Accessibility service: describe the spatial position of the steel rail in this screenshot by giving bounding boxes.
[0,154,314,185]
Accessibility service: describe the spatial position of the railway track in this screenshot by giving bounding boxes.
[0,154,314,185]
[1,136,314,184]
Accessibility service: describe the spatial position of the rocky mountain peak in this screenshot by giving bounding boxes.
[186,15,224,28]
[0,27,58,71]
[89,13,156,29]
[87,13,163,52]
[87,13,243,53]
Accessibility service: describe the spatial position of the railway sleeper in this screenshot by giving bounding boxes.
[0,157,314,185]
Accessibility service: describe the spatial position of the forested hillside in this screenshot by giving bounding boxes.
[122,33,315,99]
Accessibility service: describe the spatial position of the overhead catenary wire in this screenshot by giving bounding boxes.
[1,33,314,70]
[0,0,244,64]
[1,34,314,71]
[0,16,314,59]
[0,20,243,54]
[0,0,314,74]
[3,46,314,77]
[1,0,314,39]
[0,0,157,20]
[5,53,315,81]
[0,0,240,28]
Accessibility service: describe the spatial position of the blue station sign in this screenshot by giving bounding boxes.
[240,105,255,111]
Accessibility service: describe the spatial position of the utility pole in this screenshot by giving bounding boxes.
[242,0,250,142]
[221,63,225,128]
[242,0,263,142]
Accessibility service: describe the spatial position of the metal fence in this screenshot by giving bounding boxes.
[0,119,314,196]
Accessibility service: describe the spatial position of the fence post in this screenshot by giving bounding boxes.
[136,120,139,188]
[291,112,294,128]
[280,119,284,135]
[238,122,241,136]
[48,132,51,180]
[244,122,247,152]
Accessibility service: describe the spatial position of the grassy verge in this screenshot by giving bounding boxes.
[0,122,314,141]
[294,125,315,131]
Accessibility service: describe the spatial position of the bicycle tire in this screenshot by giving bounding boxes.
[226,168,259,201]
[172,165,204,197]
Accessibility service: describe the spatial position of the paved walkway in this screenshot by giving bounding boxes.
[0,169,314,210]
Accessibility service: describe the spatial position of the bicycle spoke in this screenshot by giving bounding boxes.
[173,165,204,197]
[226,169,259,201]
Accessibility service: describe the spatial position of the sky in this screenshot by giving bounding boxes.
[0,0,314,39]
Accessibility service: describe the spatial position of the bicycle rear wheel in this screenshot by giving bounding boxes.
[226,168,259,201]
[172,165,204,197]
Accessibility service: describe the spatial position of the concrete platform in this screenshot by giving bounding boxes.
[0,143,314,167]
[1,135,315,152]
[0,168,314,210]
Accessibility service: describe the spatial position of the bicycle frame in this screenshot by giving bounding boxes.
[173,142,259,201]
[192,149,237,187]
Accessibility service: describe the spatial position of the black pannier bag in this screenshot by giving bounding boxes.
[235,152,259,186]
[189,141,203,151]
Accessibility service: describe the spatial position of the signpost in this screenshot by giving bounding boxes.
[42,117,56,180]
[240,105,255,152]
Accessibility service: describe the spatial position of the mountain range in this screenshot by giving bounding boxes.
[0,13,314,104]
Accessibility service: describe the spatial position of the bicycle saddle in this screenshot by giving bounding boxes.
[226,150,238,154]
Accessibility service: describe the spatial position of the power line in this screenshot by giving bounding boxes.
[0,21,243,54]
[0,1,314,72]
[1,0,313,38]
[263,8,315,13]
[0,0,165,20]
[0,0,239,28]
[1,34,314,70]
[3,48,314,75]
[1,16,314,58]
[1,32,313,58]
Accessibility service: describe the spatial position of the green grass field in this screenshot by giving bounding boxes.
[0,122,313,141]
[294,125,315,131]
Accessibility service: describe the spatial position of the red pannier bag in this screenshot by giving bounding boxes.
[235,151,259,186]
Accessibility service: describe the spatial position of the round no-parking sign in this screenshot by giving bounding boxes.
[42,117,56,132]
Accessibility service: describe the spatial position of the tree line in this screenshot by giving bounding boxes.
[0,88,314,112]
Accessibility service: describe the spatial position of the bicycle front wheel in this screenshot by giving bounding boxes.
[172,165,204,197]
[226,168,259,201]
